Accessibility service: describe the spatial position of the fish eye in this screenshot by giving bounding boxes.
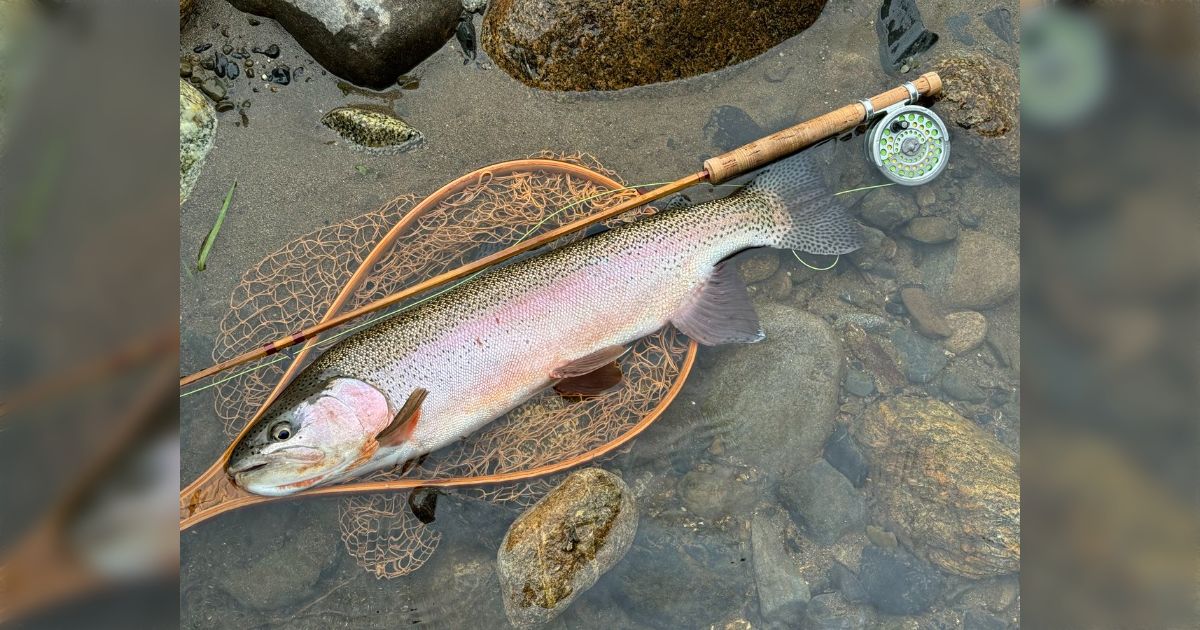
[270,422,293,441]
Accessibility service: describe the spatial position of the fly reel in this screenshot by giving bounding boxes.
[861,83,950,186]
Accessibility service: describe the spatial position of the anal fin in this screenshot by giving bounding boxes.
[554,362,623,398]
[671,261,765,346]
[377,388,427,446]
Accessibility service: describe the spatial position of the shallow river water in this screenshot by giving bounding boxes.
[180,0,1020,627]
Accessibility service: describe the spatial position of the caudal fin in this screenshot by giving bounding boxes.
[744,150,864,255]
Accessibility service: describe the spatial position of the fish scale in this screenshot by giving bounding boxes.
[229,151,863,494]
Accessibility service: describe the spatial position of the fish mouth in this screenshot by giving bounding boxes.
[227,454,272,475]
[227,446,325,475]
[228,446,342,496]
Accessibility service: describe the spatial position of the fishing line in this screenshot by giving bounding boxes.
[791,252,841,271]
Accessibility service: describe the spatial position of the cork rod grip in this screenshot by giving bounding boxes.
[702,72,943,184]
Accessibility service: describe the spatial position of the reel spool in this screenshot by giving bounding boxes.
[862,84,950,186]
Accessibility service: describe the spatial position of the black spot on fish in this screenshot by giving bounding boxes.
[407,486,439,524]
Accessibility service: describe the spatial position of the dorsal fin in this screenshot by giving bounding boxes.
[671,261,764,345]
[554,362,623,398]
[377,388,427,446]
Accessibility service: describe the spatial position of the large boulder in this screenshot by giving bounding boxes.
[852,397,1020,578]
[482,0,828,91]
[697,302,842,471]
[226,0,461,88]
[497,468,638,628]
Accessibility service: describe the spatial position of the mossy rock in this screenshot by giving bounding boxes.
[497,468,638,628]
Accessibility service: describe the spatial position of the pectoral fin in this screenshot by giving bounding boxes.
[377,388,428,446]
[554,362,623,397]
[671,261,764,345]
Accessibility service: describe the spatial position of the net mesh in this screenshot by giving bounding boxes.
[210,153,692,578]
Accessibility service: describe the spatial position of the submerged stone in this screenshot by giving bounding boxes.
[750,507,811,625]
[942,310,988,355]
[858,544,944,614]
[482,0,828,91]
[497,468,637,628]
[777,459,866,545]
[852,397,1020,578]
[921,232,1019,309]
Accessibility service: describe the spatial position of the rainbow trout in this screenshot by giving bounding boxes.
[228,152,862,495]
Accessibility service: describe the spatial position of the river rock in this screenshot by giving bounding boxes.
[899,286,950,338]
[933,51,1020,177]
[750,507,811,626]
[847,225,897,277]
[942,310,988,354]
[608,511,753,626]
[699,302,842,470]
[842,368,876,398]
[890,328,948,384]
[704,105,767,152]
[857,188,918,232]
[497,468,637,628]
[736,249,781,284]
[822,424,868,488]
[830,562,867,603]
[677,463,759,520]
[858,545,945,615]
[778,459,865,545]
[216,503,342,610]
[902,216,959,244]
[940,364,987,403]
[852,397,1020,578]
[481,0,828,91]
[964,608,1009,630]
[804,593,870,630]
[179,79,216,205]
[922,232,1019,309]
[226,0,461,88]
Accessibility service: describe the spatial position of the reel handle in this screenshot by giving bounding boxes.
[703,72,943,184]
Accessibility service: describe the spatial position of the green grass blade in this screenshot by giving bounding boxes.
[196,181,237,272]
